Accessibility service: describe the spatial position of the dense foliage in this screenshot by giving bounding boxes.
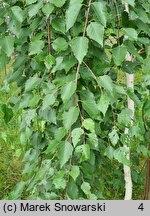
[0,0,150,199]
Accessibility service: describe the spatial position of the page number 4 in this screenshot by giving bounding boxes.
[138,203,144,211]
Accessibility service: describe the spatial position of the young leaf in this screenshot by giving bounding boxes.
[52,37,68,52]
[53,177,66,189]
[82,118,95,133]
[61,81,76,104]
[104,146,114,160]
[55,127,67,141]
[98,75,114,92]
[81,182,91,195]
[58,141,73,168]
[28,2,43,18]
[25,0,37,5]
[97,94,110,116]
[44,55,56,70]
[29,40,44,55]
[70,166,80,181]
[124,0,135,7]
[11,6,24,23]
[71,128,84,147]
[123,28,138,41]
[66,0,83,31]
[42,3,54,17]
[86,22,104,47]
[2,36,14,57]
[82,100,99,119]
[92,2,107,27]
[70,37,89,64]
[50,0,66,8]
[45,140,59,154]
[75,144,90,162]
[63,106,79,130]
[109,127,119,146]
[25,76,40,92]
[112,46,127,66]
[42,94,56,110]
[118,108,133,127]
[88,133,98,148]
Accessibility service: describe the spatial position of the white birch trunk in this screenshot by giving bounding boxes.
[122,2,134,200]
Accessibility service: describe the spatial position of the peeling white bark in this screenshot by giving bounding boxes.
[122,2,134,200]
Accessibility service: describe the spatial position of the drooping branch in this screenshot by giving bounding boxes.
[47,16,51,55]
[47,15,53,81]
[75,0,92,85]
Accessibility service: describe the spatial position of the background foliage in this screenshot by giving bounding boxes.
[0,0,150,199]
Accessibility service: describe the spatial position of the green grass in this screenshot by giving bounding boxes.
[0,65,23,199]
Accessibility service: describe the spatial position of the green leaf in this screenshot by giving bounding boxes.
[87,22,104,46]
[97,94,110,116]
[50,0,67,7]
[61,81,76,104]
[51,18,66,33]
[62,56,77,73]
[109,127,119,146]
[71,128,84,147]
[66,0,83,31]
[45,140,59,154]
[82,118,95,133]
[22,109,36,127]
[126,88,141,107]
[53,177,66,189]
[68,179,79,199]
[104,146,114,160]
[82,100,99,120]
[63,106,79,130]
[112,46,127,66]
[86,22,104,47]
[123,28,138,41]
[25,76,41,92]
[70,37,89,64]
[25,0,37,5]
[98,75,114,92]
[55,127,67,141]
[88,133,98,148]
[81,182,91,195]
[11,6,24,23]
[42,94,56,110]
[29,40,44,55]
[75,144,90,162]
[44,55,56,70]
[114,148,130,166]
[39,108,56,124]
[2,36,14,57]
[28,2,43,18]
[52,37,68,52]
[118,108,133,127]
[92,2,107,27]
[42,3,54,17]
[58,141,73,167]
[124,0,135,7]
[70,166,80,181]
[51,56,63,73]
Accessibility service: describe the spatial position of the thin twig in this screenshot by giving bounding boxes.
[113,0,120,45]
[83,61,103,93]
